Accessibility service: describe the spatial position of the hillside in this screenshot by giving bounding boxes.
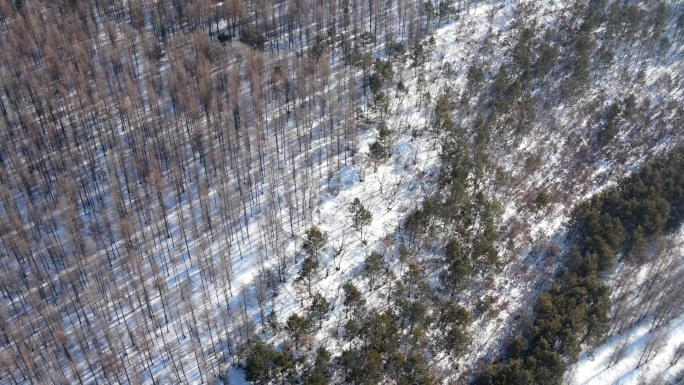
[0,0,683,384]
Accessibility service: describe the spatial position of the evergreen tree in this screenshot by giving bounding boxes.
[404,209,428,248]
[284,313,312,351]
[340,349,363,383]
[296,257,319,297]
[369,141,388,170]
[363,349,385,385]
[273,351,296,384]
[361,311,399,354]
[363,252,385,291]
[304,346,331,384]
[266,309,280,334]
[343,281,366,318]
[245,340,277,385]
[437,302,471,357]
[309,292,330,329]
[441,238,471,295]
[348,198,373,241]
[400,353,433,385]
[303,226,328,263]
[313,346,331,372]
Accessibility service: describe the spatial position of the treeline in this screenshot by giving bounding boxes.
[477,146,684,385]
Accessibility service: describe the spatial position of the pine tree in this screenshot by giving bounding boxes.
[363,252,384,291]
[441,238,472,296]
[343,281,366,319]
[348,198,373,241]
[309,292,330,329]
[284,313,312,351]
[437,302,471,357]
[266,309,280,335]
[313,346,331,373]
[296,257,319,297]
[244,340,277,385]
[303,226,328,263]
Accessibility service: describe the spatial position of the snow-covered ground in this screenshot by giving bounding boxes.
[225,0,684,379]
[1,0,682,383]
[568,314,684,384]
[567,229,684,385]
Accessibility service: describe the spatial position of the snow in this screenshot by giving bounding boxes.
[567,314,684,384]
[1,0,683,383]
[330,165,360,192]
[87,1,684,380]
[567,229,684,385]
[226,367,248,385]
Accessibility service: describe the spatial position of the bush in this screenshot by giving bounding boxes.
[240,28,266,50]
[217,32,231,44]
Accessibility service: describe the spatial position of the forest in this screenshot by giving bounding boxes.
[0,0,683,384]
[478,147,684,385]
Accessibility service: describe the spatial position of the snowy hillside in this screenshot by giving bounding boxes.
[566,228,684,385]
[568,312,684,385]
[0,0,683,384]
